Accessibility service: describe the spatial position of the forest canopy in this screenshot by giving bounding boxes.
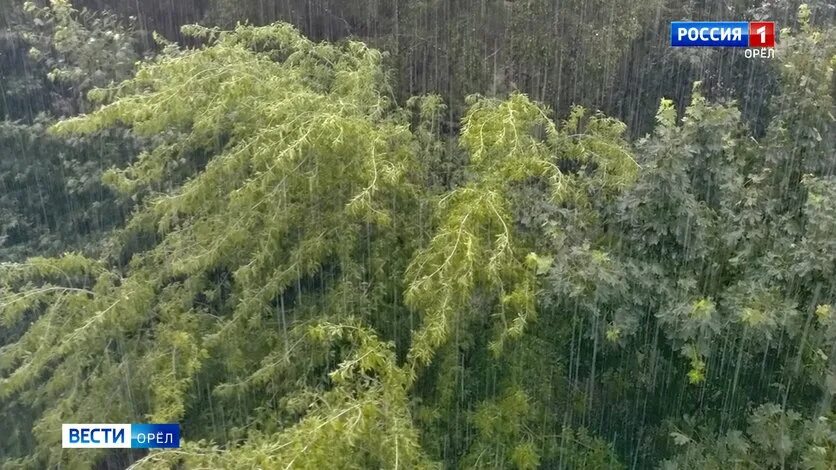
[1,1,835,469]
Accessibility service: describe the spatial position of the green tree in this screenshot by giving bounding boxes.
[0,0,141,261]
[1,3,834,470]
[0,19,640,467]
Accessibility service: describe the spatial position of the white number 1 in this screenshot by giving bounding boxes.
[756,26,766,43]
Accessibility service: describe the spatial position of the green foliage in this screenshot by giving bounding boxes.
[405,92,636,376]
[0,0,140,261]
[3,21,430,468]
[22,0,139,114]
[0,119,138,260]
[663,404,836,469]
[0,16,641,466]
[553,427,624,470]
[463,388,539,468]
[1,4,834,470]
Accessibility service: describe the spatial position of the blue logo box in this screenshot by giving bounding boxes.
[671,21,749,47]
[63,423,180,448]
[131,423,180,448]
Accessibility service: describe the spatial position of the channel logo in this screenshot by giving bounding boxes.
[62,423,180,449]
[671,21,775,48]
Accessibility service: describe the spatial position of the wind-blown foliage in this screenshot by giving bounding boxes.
[0,4,834,470]
[0,0,140,260]
[0,18,639,467]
